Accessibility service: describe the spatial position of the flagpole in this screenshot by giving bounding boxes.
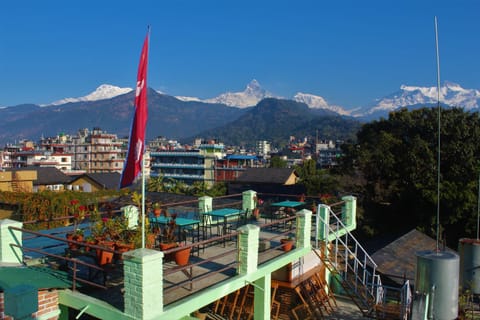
[142,26,150,249]
[141,155,146,248]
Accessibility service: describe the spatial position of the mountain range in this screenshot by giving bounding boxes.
[1,80,478,146]
[37,79,480,117]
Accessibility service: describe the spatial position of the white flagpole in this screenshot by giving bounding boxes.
[141,154,146,248]
[141,26,150,249]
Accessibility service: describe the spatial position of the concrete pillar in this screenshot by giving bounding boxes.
[295,209,312,249]
[341,195,357,229]
[237,224,260,275]
[253,273,271,320]
[318,204,330,241]
[242,190,257,212]
[123,248,164,319]
[0,219,23,265]
[198,196,212,213]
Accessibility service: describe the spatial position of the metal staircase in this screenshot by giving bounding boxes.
[314,204,411,319]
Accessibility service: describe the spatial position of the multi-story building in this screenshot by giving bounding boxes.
[316,140,343,168]
[1,142,35,169]
[66,128,125,173]
[28,153,73,172]
[255,140,271,158]
[150,141,224,186]
[214,154,260,182]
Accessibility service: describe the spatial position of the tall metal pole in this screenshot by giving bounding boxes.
[434,16,441,251]
[477,173,480,240]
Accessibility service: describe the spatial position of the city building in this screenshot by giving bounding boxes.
[255,140,271,158]
[316,140,343,168]
[150,141,224,186]
[214,154,260,182]
[66,128,125,173]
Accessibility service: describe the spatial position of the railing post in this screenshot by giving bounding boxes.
[198,196,212,213]
[318,204,330,243]
[242,190,257,212]
[0,219,23,265]
[237,224,260,275]
[123,248,164,319]
[341,195,357,229]
[295,209,312,249]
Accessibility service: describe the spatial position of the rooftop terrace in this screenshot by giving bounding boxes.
[0,192,407,319]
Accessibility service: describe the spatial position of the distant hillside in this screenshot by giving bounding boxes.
[0,89,246,144]
[0,93,361,148]
[191,98,361,147]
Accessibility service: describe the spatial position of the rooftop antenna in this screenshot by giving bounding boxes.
[477,173,480,240]
[434,16,441,251]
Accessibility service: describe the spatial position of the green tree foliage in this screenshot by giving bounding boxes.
[195,98,360,148]
[294,159,338,196]
[146,176,226,197]
[270,156,288,168]
[342,107,480,245]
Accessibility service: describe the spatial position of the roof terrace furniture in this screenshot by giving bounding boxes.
[271,200,305,208]
[265,200,305,231]
[149,215,201,245]
[203,208,243,247]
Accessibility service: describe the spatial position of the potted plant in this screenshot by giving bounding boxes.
[66,200,86,250]
[153,202,162,217]
[66,228,84,250]
[159,214,191,265]
[91,217,117,265]
[83,235,97,252]
[280,235,295,252]
[114,217,137,261]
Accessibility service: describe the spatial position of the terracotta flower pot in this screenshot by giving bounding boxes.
[146,233,157,249]
[84,239,98,252]
[66,233,83,250]
[159,242,177,261]
[280,239,294,252]
[115,242,135,261]
[174,245,192,266]
[96,240,115,266]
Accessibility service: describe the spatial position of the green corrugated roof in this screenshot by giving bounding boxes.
[0,266,72,290]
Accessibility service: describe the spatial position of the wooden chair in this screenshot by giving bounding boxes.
[270,282,281,320]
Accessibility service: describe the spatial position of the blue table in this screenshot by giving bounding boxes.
[271,200,305,208]
[268,201,304,230]
[150,216,201,245]
[203,208,243,245]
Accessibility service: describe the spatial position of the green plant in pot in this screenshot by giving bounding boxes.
[280,234,295,252]
[153,202,162,217]
[66,200,86,250]
[159,214,191,265]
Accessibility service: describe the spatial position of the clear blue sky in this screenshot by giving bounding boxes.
[1,0,479,109]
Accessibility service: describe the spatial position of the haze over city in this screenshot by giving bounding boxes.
[1,0,479,109]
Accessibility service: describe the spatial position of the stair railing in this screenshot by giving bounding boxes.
[316,204,384,306]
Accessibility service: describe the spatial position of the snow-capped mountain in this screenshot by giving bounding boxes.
[175,79,275,108]
[47,84,133,106]
[293,92,350,116]
[175,79,346,114]
[205,79,275,108]
[361,82,480,116]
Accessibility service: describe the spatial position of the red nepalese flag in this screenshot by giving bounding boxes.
[120,31,149,188]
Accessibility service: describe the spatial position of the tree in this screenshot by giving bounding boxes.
[342,107,480,245]
[270,156,287,168]
[294,159,339,196]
